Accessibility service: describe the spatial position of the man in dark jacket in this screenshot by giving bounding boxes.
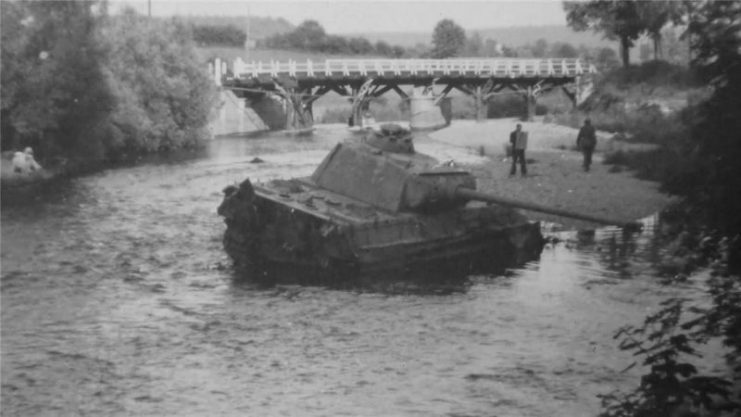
[576,119,596,171]
[509,124,527,176]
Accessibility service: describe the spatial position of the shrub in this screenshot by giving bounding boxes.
[99,10,218,157]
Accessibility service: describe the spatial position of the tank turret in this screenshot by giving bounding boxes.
[311,124,475,213]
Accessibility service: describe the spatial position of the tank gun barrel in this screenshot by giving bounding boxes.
[455,187,641,230]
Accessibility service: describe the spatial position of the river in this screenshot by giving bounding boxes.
[0,125,712,417]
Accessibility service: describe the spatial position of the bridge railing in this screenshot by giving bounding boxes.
[227,58,596,80]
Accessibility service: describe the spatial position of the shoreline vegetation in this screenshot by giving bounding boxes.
[1,2,218,187]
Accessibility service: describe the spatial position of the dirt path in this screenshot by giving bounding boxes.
[423,119,676,229]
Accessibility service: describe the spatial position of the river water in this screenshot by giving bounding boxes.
[0,126,711,416]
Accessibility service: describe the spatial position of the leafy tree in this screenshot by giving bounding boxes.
[374,40,392,57]
[347,37,373,55]
[321,35,348,54]
[552,41,579,58]
[391,45,406,58]
[685,0,741,235]
[596,47,621,70]
[292,20,326,50]
[99,9,217,155]
[261,20,396,56]
[636,1,687,60]
[481,38,502,57]
[502,45,518,58]
[1,0,113,160]
[465,31,484,56]
[662,27,690,64]
[431,19,466,58]
[564,0,644,67]
[531,38,549,58]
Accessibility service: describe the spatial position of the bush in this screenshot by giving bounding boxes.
[597,60,700,90]
[99,10,218,157]
[1,4,217,168]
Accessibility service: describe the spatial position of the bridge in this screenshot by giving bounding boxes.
[211,58,596,131]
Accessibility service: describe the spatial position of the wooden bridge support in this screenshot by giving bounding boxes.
[454,81,506,123]
[524,86,537,122]
[350,80,374,128]
[561,75,593,109]
[273,82,328,131]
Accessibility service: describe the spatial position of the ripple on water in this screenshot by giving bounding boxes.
[1,130,718,417]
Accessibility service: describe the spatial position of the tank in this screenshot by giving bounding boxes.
[218,124,545,277]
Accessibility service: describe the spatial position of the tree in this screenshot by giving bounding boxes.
[662,27,690,64]
[595,47,620,70]
[481,38,502,57]
[347,37,373,55]
[531,38,549,58]
[502,45,518,58]
[292,20,326,50]
[1,0,113,159]
[321,35,348,54]
[374,40,392,57]
[431,19,466,58]
[564,0,644,67]
[636,1,686,60]
[552,42,579,58]
[99,9,217,155]
[465,31,484,56]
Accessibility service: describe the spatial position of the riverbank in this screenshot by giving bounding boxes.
[2,118,675,229]
[423,118,676,229]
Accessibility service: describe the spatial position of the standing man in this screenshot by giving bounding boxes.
[576,118,597,172]
[509,123,528,176]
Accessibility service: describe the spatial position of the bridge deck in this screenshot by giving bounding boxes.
[221,58,596,84]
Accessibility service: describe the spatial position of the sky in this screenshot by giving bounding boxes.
[113,0,569,33]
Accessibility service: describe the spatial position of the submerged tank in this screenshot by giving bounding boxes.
[218,124,545,276]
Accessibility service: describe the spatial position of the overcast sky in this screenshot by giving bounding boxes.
[113,0,569,33]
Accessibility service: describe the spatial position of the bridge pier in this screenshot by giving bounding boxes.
[350,80,375,128]
[561,75,593,109]
[410,87,447,130]
[474,86,487,122]
[273,83,316,131]
[524,86,537,122]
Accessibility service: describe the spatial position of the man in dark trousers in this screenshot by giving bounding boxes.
[576,118,597,171]
[509,123,527,176]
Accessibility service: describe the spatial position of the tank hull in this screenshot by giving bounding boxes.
[218,178,544,278]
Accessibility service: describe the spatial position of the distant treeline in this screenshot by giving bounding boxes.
[259,20,407,57]
[180,15,293,41]
[192,24,246,47]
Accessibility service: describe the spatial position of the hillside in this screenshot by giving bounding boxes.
[349,24,613,49]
